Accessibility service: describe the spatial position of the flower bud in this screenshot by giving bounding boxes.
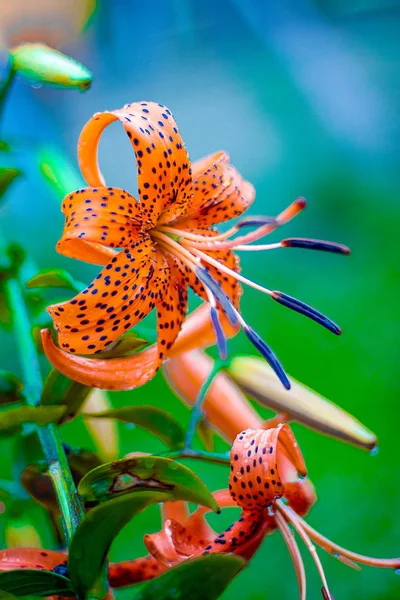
[10,43,92,90]
[228,356,377,451]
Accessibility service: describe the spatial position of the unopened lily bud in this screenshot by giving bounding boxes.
[10,43,92,90]
[83,389,119,461]
[228,356,377,451]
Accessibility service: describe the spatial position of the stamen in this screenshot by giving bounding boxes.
[282,238,351,255]
[240,320,291,390]
[183,197,307,251]
[188,247,274,297]
[195,267,238,326]
[158,225,237,244]
[275,511,306,600]
[291,507,400,571]
[271,291,341,335]
[190,247,341,336]
[204,284,228,360]
[210,307,228,360]
[236,216,277,229]
[278,501,332,599]
[232,242,283,251]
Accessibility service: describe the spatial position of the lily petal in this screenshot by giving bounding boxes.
[48,236,159,354]
[56,186,147,265]
[229,425,306,509]
[177,152,255,228]
[77,102,192,226]
[156,259,188,362]
[109,555,164,588]
[0,547,66,571]
[41,304,238,391]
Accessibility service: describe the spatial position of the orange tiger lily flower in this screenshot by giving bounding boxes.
[42,101,349,391]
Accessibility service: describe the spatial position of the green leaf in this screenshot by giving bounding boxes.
[132,554,245,600]
[0,591,17,599]
[78,455,219,512]
[84,405,185,449]
[68,491,166,597]
[0,371,24,405]
[0,569,74,596]
[0,405,66,435]
[0,167,20,200]
[70,459,219,594]
[26,269,83,293]
[10,43,92,91]
[21,449,102,511]
[41,368,92,422]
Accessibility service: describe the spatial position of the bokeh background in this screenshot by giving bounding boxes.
[1,1,400,598]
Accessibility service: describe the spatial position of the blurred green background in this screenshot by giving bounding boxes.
[0,1,399,598]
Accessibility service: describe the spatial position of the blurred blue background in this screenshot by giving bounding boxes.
[1,1,399,598]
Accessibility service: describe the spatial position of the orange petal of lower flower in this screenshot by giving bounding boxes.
[0,547,66,571]
[144,522,181,567]
[41,304,238,391]
[162,500,189,524]
[109,555,165,588]
[229,425,306,509]
[163,349,261,441]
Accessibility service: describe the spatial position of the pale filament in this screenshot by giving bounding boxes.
[277,501,332,599]
[283,504,400,570]
[151,229,201,268]
[275,511,307,600]
[233,242,283,251]
[158,224,239,243]
[187,246,274,298]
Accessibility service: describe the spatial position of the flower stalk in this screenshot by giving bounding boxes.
[3,268,84,544]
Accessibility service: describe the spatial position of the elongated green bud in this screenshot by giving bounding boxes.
[228,355,377,451]
[10,43,92,90]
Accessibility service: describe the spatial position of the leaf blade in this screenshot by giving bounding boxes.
[0,405,66,435]
[84,405,185,449]
[78,455,219,511]
[132,554,245,600]
[0,569,74,596]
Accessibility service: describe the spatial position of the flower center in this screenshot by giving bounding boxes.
[148,198,349,390]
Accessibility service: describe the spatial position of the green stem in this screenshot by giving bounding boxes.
[184,359,227,450]
[159,448,230,466]
[0,58,15,125]
[4,272,84,544]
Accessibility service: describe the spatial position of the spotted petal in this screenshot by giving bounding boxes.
[57,186,146,266]
[156,258,188,362]
[47,236,161,354]
[41,304,238,391]
[229,425,306,510]
[77,102,192,226]
[176,151,255,228]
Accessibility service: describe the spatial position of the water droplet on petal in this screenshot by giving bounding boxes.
[267,505,275,517]
[370,445,379,456]
[395,568,400,576]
